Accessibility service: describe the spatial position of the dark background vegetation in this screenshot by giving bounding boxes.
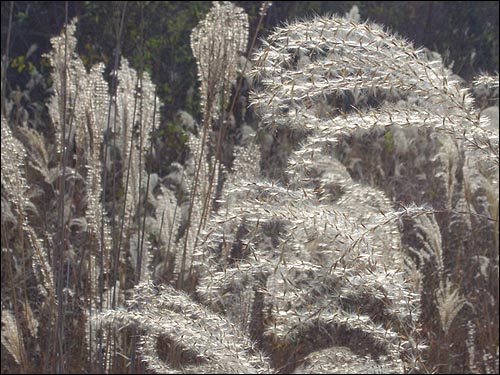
[2,1,499,168]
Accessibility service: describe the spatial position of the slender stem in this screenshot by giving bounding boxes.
[199,3,270,244]
[55,4,69,373]
[135,2,147,284]
[99,3,127,373]
[2,222,28,372]
[137,92,158,283]
[113,74,139,306]
[1,1,14,116]
[179,97,214,289]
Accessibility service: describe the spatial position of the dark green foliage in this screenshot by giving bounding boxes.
[2,2,499,175]
[3,2,499,115]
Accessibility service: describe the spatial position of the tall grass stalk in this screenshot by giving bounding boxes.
[54,3,69,373]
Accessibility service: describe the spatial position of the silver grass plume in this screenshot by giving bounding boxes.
[180,1,249,287]
[1,116,55,297]
[293,346,400,374]
[44,20,114,290]
[44,19,115,367]
[147,182,183,282]
[1,117,55,372]
[98,281,271,373]
[474,73,500,90]
[1,115,29,214]
[191,11,435,372]
[84,62,114,302]
[191,1,249,121]
[44,18,88,158]
[249,15,499,169]
[435,278,468,336]
[1,309,26,368]
[260,14,498,373]
[196,168,424,371]
[114,58,160,282]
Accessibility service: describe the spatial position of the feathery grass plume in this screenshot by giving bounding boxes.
[15,125,51,191]
[247,11,499,372]
[191,1,249,122]
[229,143,262,182]
[1,309,26,369]
[133,71,162,283]
[196,165,423,372]
[44,18,115,302]
[180,1,249,288]
[46,13,116,311]
[334,88,498,373]
[405,211,445,273]
[115,58,159,209]
[292,346,400,374]
[236,13,434,370]
[146,182,183,282]
[338,122,498,372]
[466,320,479,373]
[43,16,170,369]
[473,74,498,136]
[44,18,144,371]
[80,61,117,368]
[435,279,468,336]
[44,18,88,159]
[1,115,55,293]
[113,57,160,283]
[98,281,271,373]
[46,17,168,370]
[83,61,114,295]
[2,115,56,373]
[1,116,29,213]
[114,57,139,227]
[249,15,499,168]
[474,73,500,90]
[2,3,498,374]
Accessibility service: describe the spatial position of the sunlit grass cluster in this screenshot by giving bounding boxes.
[1,2,498,373]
